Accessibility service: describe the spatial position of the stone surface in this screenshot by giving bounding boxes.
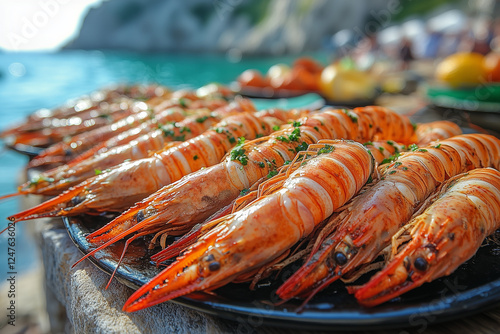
[39,219,237,334]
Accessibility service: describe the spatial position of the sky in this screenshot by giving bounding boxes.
[0,0,103,51]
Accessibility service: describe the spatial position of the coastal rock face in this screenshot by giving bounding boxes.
[67,0,388,55]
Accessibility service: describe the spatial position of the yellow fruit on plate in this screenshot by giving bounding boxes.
[319,64,376,101]
[267,64,291,80]
[267,64,292,89]
[435,52,487,87]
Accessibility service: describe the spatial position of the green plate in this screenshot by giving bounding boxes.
[250,93,325,111]
[426,84,500,112]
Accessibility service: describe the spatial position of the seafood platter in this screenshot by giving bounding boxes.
[233,57,380,108]
[2,83,500,330]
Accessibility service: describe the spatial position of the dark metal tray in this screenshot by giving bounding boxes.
[64,214,500,331]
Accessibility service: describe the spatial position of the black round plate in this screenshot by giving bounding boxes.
[6,143,44,157]
[233,85,378,109]
[63,215,500,331]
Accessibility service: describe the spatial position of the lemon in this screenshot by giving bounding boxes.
[267,64,291,80]
[319,64,376,101]
[435,52,487,87]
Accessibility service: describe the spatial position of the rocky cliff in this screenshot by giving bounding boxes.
[66,0,390,55]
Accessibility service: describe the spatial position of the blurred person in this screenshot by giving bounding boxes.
[489,19,500,52]
[438,31,463,57]
[471,18,493,55]
[422,27,443,58]
[399,37,414,70]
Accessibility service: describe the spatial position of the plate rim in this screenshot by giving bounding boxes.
[63,215,500,331]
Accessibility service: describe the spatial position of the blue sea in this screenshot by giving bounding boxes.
[0,50,327,281]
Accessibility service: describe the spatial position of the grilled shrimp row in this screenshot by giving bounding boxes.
[123,133,500,312]
[4,100,489,312]
[18,98,256,196]
[277,133,500,304]
[1,83,234,155]
[1,84,171,147]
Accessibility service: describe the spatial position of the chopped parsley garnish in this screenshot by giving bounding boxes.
[179,98,188,108]
[394,162,402,167]
[193,155,199,160]
[380,152,401,165]
[230,137,248,165]
[158,124,175,137]
[343,109,358,123]
[292,121,302,127]
[97,114,112,120]
[434,143,441,149]
[28,175,55,187]
[272,125,280,131]
[295,141,309,153]
[240,188,250,196]
[288,128,301,142]
[409,144,419,152]
[317,144,334,155]
[173,134,185,141]
[267,170,278,178]
[94,169,102,175]
[196,116,208,123]
[276,136,290,143]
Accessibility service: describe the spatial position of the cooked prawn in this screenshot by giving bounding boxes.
[0,84,168,138]
[8,109,298,221]
[121,139,374,312]
[415,120,462,146]
[81,107,414,253]
[276,134,500,303]
[354,167,500,306]
[27,96,230,167]
[13,99,254,197]
[152,139,408,263]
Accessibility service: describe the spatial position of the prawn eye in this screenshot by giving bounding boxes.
[71,196,83,206]
[414,257,428,271]
[335,252,347,266]
[208,261,220,271]
[135,210,145,223]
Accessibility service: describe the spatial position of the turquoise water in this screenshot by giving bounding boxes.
[0,50,327,280]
